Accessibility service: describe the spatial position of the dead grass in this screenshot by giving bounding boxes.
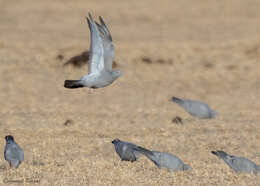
[0,0,260,185]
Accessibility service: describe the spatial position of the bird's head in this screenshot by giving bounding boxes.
[211,150,228,159]
[112,138,120,144]
[5,135,14,142]
[111,70,122,80]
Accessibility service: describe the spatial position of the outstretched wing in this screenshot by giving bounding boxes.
[87,13,104,74]
[95,16,114,71]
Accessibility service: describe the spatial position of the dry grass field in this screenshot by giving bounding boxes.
[0,0,260,185]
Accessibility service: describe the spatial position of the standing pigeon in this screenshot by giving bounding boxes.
[112,139,141,162]
[212,150,260,174]
[64,13,122,89]
[4,135,24,168]
[171,96,217,119]
[137,146,191,171]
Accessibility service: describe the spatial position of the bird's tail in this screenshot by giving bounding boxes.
[10,159,20,168]
[135,146,154,157]
[172,96,184,105]
[257,165,260,172]
[135,146,160,167]
[64,80,85,89]
[183,164,192,171]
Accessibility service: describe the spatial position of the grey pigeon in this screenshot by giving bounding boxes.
[4,135,24,168]
[212,150,260,174]
[137,146,191,172]
[112,139,141,162]
[172,96,217,119]
[64,13,122,89]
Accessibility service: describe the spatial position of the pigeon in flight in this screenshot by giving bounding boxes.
[112,139,141,162]
[137,146,191,172]
[172,96,217,119]
[212,150,260,174]
[64,13,122,89]
[4,135,24,168]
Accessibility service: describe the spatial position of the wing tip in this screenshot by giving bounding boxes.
[99,16,105,25]
[86,17,91,27]
[88,12,93,20]
[98,16,113,41]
